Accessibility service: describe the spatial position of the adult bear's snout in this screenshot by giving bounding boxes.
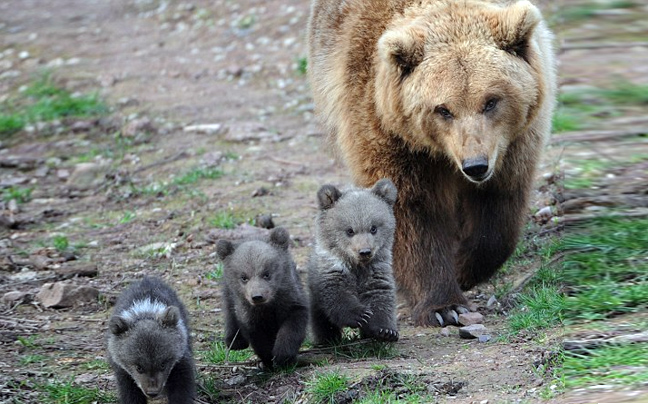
[461,157,489,180]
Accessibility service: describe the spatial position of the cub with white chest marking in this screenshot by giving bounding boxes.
[107,276,195,404]
[217,227,308,369]
[308,178,399,344]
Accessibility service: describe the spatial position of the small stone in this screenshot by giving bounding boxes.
[458,324,487,339]
[67,163,110,190]
[2,291,32,305]
[251,187,270,197]
[534,206,553,222]
[183,123,227,135]
[486,295,498,308]
[57,169,70,180]
[254,214,274,229]
[458,311,483,326]
[29,254,53,270]
[478,335,491,343]
[439,327,451,337]
[123,117,156,137]
[37,282,99,308]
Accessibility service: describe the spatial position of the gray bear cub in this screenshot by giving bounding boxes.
[217,227,308,369]
[308,178,399,344]
[107,276,195,404]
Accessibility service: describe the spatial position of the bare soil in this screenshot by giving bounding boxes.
[1,1,647,403]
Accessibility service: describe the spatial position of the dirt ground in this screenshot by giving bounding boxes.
[1,0,647,403]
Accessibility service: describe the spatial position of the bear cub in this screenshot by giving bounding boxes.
[107,276,195,404]
[217,227,308,369]
[308,178,399,344]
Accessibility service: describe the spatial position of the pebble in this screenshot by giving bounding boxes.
[458,311,483,326]
[458,324,488,339]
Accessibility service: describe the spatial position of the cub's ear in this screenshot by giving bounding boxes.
[378,24,425,77]
[269,227,290,250]
[371,178,398,206]
[109,316,131,336]
[317,184,342,210]
[491,0,542,63]
[158,306,180,328]
[216,240,235,260]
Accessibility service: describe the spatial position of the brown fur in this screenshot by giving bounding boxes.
[308,0,556,326]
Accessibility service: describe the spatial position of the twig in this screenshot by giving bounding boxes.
[563,331,648,352]
[561,41,648,51]
[266,156,304,166]
[133,151,189,174]
[551,127,648,145]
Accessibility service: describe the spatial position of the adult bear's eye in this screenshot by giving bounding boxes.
[434,105,453,120]
[483,98,499,113]
[240,275,249,283]
[346,228,355,237]
[370,225,378,235]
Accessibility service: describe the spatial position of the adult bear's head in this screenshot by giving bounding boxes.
[375,0,552,184]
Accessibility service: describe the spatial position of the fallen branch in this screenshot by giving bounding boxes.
[563,331,648,352]
[551,127,648,144]
[561,41,648,51]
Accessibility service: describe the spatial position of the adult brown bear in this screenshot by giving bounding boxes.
[308,0,556,326]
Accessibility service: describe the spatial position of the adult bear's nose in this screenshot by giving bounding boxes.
[461,157,489,180]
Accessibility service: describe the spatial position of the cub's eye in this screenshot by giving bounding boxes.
[346,228,355,237]
[483,98,499,113]
[434,105,453,120]
[370,226,378,235]
[135,365,144,373]
[262,272,271,280]
[240,275,249,283]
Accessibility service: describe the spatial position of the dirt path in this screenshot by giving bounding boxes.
[1,1,647,403]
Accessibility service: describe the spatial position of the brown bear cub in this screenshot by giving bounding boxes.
[107,276,195,404]
[217,227,308,369]
[308,178,399,345]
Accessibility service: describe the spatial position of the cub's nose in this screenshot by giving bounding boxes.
[358,248,372,258]
[461,157,489,180]
[251,295,265,303]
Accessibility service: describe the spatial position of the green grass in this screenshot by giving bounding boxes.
[172,167,223,186]
[561,218,648,322]
[2,186,33,204]
[210,211,239,229]
[119,211,136,224]
[19,354,47,365]
[0,74,107,137]
[332,338,399,360]
[564,344,648,388]
[205,263,224,280]
[297,56,308,75]
[553,1,638,24]
[40,379,115,404]
[201,340,254,364]
[305,370,350,404]
[52,235,70,252]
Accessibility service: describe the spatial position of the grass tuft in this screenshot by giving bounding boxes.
[201,340,254,364]
[305,369,350,404]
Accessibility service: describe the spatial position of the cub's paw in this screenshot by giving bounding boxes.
[413,303,470,327]
[375,327,399,342]
[272,353,298,369]
[347,306,373,328]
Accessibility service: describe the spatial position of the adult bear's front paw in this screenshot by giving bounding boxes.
[412,303,470,327]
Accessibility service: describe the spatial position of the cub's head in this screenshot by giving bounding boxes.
[108,305,187,399]
[316,178,397,266]
[217,227,293,306]
[375,0,553,183]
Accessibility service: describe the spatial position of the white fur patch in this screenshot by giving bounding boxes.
[120,298,168,321]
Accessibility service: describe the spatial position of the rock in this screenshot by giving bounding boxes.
[29,254,53,270]
[251,187,270,197]
[37,282,99,308]
[67,163,110,190]
[223,122,280,143]
[458,324,488,339]
[486,295,498,308]
[54,262,98,279]
[533,206,553,223]
[57,169,70,180]
[2,291,33,305]
[478,335,491,343]
[458,311,483,326]
[123,117,156,137]
[183,123,227,135]
[254,214,274,229]
[439,327,451,337]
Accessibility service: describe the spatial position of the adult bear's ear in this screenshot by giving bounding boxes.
[491,0,542,63]
[269,227,290,250]
[216,240,236,260]
[317,184,342,210]
[371,178,398,207]
[378,23,425,78]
